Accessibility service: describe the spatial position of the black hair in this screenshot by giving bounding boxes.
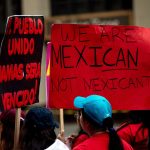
[0,124,15,150]
[81,109,105,131]
[103,117,124,150]
[19,123,57,150]
[19,107,58,150]
[81,109,124,150]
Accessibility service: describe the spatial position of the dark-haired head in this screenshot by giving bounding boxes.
[19,107,58,150]
[74,95,124,150]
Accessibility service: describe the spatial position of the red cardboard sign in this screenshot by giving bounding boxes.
[49,24,150,110]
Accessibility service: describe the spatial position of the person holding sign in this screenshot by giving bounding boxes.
[19,107,68,150]
[72,95,133,150]
[117,110,150,150]
[65,110,89,148]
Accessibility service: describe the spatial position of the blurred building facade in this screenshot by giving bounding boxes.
[0,0,150,105]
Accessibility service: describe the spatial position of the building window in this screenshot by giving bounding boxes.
[51,0,132,16]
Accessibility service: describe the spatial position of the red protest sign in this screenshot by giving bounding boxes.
[0,15,44,111]
[49,24,150,110]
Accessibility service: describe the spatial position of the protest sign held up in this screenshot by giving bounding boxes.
[0,15,44,111]
[48,24,150,110]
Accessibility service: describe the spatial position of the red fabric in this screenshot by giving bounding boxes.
[72,133,89,148]
[73,132,133,150]
[117,123,148,150]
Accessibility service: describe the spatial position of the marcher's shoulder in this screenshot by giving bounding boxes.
[117,122,143,132]
[45,139,69,150]
[72,139,89,150]
[118,122,143,136]
[73,144,87,150]
[122,139,134,150]
[117,122,130,132]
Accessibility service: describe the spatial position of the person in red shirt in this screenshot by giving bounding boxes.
[72,94,133,150]
[117,110,150,150]
[66,110,89,148]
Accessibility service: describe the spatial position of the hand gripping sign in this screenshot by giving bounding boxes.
[0,15,44,111]
[48,24,150,110]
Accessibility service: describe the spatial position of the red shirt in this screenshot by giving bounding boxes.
[72,133,89,148]
[117,123,148,150]
[73,132,133,150]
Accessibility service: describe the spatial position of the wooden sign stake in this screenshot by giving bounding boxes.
[13,108,21,150]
